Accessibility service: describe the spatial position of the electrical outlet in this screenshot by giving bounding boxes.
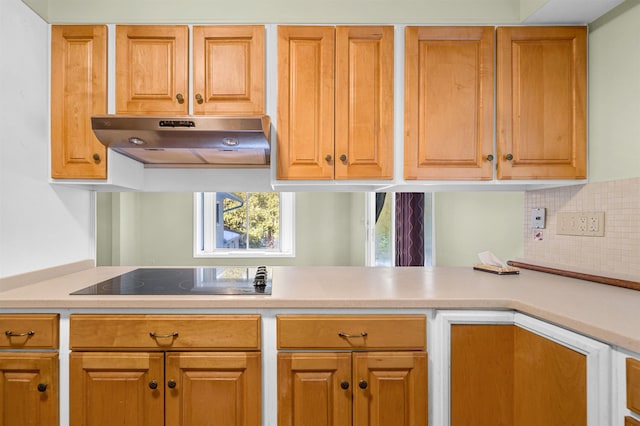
[557,211,605,237]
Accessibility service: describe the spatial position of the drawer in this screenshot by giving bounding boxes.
[70,314,260,350]
[0,314,59,349]
[277,315,426,350]
[628,358,640,415]
[626,417,640,426]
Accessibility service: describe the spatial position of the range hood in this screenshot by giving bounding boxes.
[91,115,271,167]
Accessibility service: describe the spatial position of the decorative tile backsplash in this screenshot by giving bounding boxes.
[524,177,640,279]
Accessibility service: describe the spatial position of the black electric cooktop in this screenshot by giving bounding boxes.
[70,266,271,296]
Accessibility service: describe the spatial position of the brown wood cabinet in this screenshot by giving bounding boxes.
[116,25,189,115]
[69,314,261,426]
[0,353,58,426]
[497,26,587,180]
[277,315,427,426]
[404,26,495,180]
[626,416,640,426]
[116,25,264,116]
[451,324,587,426]
[0,314,59,426]
[50,25,108,179]
[193,25,265,115]
[627,358,640,415]
[277,26,394,180]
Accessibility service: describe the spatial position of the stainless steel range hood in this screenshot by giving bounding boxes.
[91,115,271,167]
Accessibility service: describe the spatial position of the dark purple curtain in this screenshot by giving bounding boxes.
[395,193,425,266]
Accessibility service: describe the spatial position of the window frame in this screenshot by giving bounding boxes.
[193,192,295,258]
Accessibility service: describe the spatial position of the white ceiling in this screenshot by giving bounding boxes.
[523,0,626,24]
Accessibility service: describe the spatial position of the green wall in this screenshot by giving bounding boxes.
[588,0,640,182]
[434,192,524,267]
[98,192,366,267]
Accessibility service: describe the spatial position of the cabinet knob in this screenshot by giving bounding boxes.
[340,381,350,390]
[505,153,514,161]
[358,380,368,390]
[486,154,494,162]
[92,153,101,162]
[195,93,204,104]
[176,93,185,104]
[339,154,348,163]
[167,379,177,389]
[148,380,158,390]
[325,155,333,163]
[37,383,47,392]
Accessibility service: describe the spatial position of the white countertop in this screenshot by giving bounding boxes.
[1,265,639,353]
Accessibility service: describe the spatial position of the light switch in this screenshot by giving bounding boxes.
[531,208,546,229]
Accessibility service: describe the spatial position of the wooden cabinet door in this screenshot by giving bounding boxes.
[497,26,587,180]
[165,352,261,426]
[278,352,351,426]
[352,351,428,426]
[404,26,494,180]
[451,324,515,426]
[335,26,394,180]
[193,26,265,115]
[116,25,188,115]
[69,352,164,426]
[50,25,107,179]
[450,324,587,426]
[0,353,58,426]
[513,326,586,426]
[277,26,335,180]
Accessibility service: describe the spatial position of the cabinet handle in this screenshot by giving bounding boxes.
[486,154,494,162]
[37,383,47,392]
[167,380,177,389]
[358,380,368,390]
[149,331,179,339]
[148,380,158,390]
[338,331,368,338]
[505,153,514,161]
[325,155,333,163]
[92,153,101,162]
[340,381,350,390]
[339,154,347,162]
[5,330,35,337]
[195,93,204,104]
[176,93,185,104]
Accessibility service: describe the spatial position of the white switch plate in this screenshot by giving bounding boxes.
[557,211,605,236]
[531,208,546,229]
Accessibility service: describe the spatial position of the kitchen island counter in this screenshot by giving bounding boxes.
[1,264,639,353]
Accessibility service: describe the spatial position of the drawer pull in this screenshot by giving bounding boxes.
[149,331,179,339]
[149,380,158,390]
[358,380,368,389]
[340,381,350,390]
[37,383,47,392]
[5,330,35,337]
[167,379,177,389]
[338,331,368,338]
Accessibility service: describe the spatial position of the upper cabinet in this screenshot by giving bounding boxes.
[51,25,108,179]
[404,26,495,180]
[192,26,265,115]
[277,26,394,180]
[496,26,587,180]
[116,25,188,115]
[116,25,265,116]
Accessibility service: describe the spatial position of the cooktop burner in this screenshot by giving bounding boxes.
[70,266,272,295]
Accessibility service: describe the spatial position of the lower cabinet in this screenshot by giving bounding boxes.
[278,351,427,426]
[70,351,260,426]
[276,314,428,426]
[0,313,59,426]
[435,311,610,426]
[0,353,59,426]
[450,324,586,426]
[69,314,261,426]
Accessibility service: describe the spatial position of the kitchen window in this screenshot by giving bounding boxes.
[194,192,295,258]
